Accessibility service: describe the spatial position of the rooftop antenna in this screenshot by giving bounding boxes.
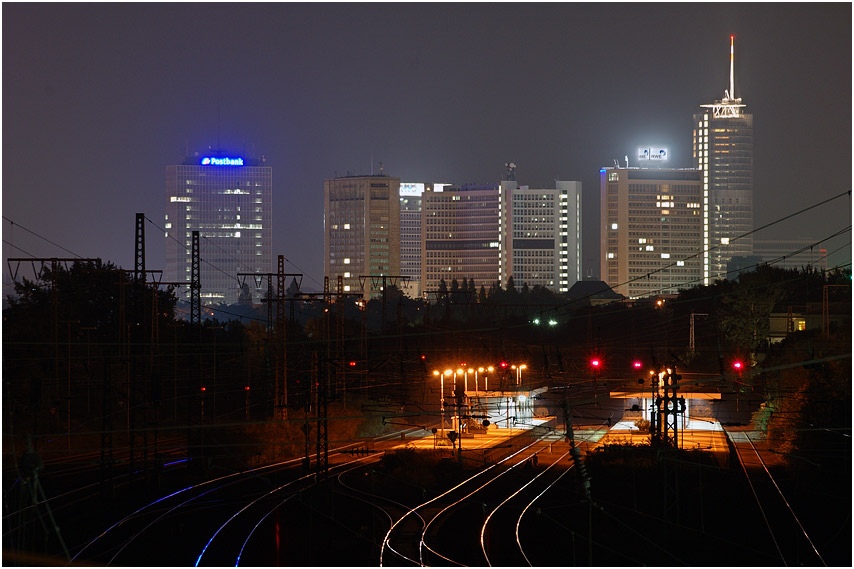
[613,159,619,168]
[729,35,735,101]
[625,155,629,168]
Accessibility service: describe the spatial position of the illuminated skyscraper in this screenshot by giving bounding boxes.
[324,174,401,299]
[501,180,582,293]
[165,152,273,306]
[399,183,425,298]
[420,176,581,296]
[421,183,501,295]
[694,36,754,282]
[600,167,704,298]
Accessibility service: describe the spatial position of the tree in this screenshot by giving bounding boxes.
[506,275,517,293]
[717,265,785,358]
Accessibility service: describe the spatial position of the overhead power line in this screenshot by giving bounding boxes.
[3,216,84,258]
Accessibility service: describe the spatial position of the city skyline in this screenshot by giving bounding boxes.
[3,4,851,296]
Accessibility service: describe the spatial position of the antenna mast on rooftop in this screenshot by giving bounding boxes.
[729,35,735,100]
[700,35,745,118]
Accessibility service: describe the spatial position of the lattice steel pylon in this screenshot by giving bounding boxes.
[654,365,685,447]
[315,354,328,480]
[135,213,146,284]
[277,255,287,419]
[130,214,149,486]
[190,231,201,325]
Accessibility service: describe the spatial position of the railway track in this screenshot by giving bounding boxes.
[726,428,828,567]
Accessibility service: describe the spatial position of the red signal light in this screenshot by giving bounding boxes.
[590,359,600,368]
[245,386,250,391]
[632,361,642,369]
[500,361,508,368]
[421,354,426,360]
[349,361,357,366]
[733,361,743,370]
[201,387,206,391]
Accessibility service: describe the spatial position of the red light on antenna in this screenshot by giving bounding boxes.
[201,387,206,391]
[349,361,357,367]
[500,361,508,368]
[245,386,250,391]
[733,361,743,370]
[590,359,600,368]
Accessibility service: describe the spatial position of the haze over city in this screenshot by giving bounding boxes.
[3,3,851,290]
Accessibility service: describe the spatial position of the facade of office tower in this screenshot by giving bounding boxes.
[600,167,703,298]
[324,174,401,300]
[501,180,582,293]
[694,36,754,282]
[165,153,272,306]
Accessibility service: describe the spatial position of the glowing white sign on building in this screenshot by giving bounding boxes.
[637,148,668,162]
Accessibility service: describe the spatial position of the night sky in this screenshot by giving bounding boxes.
[3,3,851,295]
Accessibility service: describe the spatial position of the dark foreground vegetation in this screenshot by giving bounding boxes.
[3,259,850,565]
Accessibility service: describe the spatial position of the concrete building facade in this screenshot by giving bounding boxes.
[600,167,703,298]
[324,174,401,299]
[421,183,501,296]
[400,183,424,299]
[501,180,582,293]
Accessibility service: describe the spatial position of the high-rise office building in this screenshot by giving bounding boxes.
[501,180,582,293]
[419,175,581,297]
[400,183,424,299]
[600,167,703,298]
[324,174,401,299]
[694,36,754,283]
[421,183,501,295]
[753,239,827,272]
[165,152,272,306]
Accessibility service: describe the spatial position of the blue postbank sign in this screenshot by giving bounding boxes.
[201,156,244,166]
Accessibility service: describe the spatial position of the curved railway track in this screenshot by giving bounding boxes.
[382,432,569,567]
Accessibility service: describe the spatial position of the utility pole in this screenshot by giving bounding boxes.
[239,265,302,420]
[689,312,708,352]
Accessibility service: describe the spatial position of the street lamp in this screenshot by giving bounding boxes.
[476,367,484,398]
[518,364,527,385]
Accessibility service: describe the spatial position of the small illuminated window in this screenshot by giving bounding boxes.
[344,285,351,292]
[638,238,647,244]
[797,320,806,331]
[721,237,730,245]
[607,252,615,259]
[344,272,350,278]
[677,260,685,266]
[646,245,654,251]
[611,223,618,230]
[661,253,670,259]
[344,223,350,229]
[344,258,351,264]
